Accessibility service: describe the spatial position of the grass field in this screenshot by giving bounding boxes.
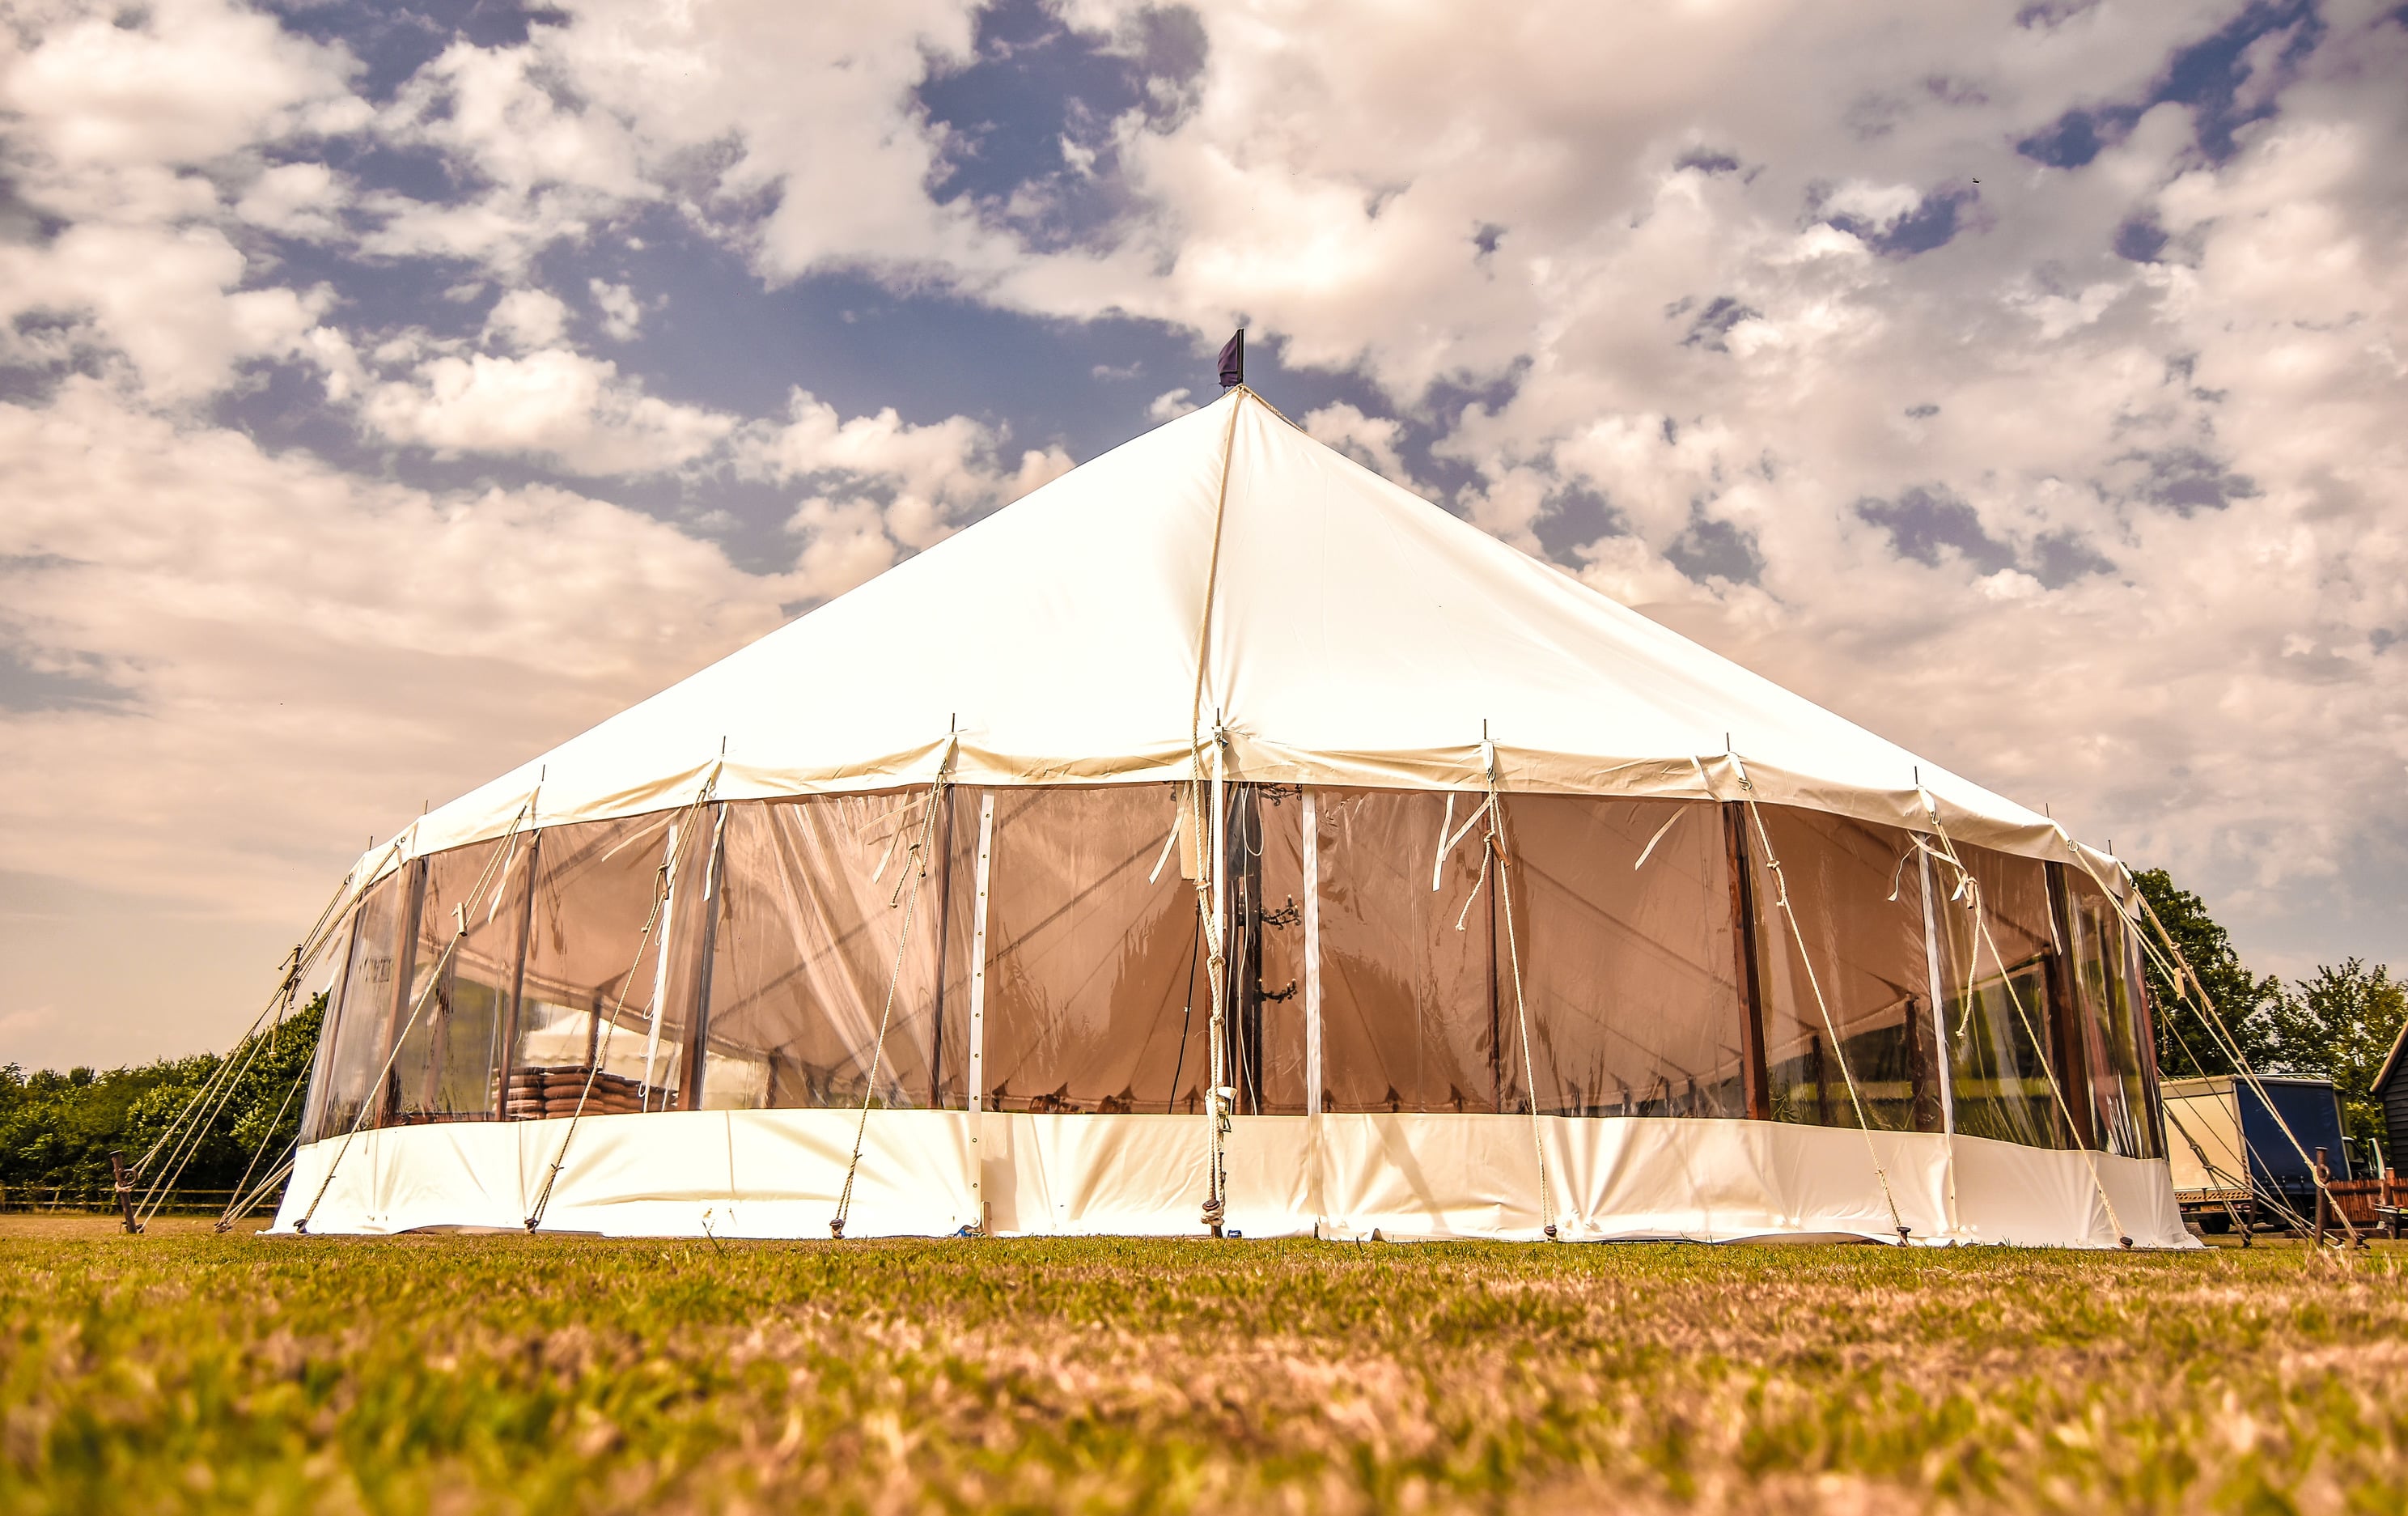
[4,1217,2406,1514]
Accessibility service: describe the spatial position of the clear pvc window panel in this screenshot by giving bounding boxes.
[2067,875,2159,1158]
[383,834,534,1125]
[1505,796,1747,1119]
[1316,788,1500,1114]
[697,792,955,1111]
[1746,806,1943,1133]
[978,785,1211,1114]
[514,811,703,1119]
[1932,844,2065,1149]
[303,875,401,1141]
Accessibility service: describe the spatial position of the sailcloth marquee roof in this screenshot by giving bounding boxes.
[355,387,2116,885]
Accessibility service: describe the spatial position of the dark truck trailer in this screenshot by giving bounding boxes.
[2164,1074,2352,1236]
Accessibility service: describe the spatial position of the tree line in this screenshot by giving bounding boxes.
[2135,870,2406,1163]
[0,995,322,1213]
[2,868,2402,1210]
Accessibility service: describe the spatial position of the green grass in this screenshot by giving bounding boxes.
[5,1217,2406,1514]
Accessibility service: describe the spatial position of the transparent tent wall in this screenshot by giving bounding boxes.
[513,810,708,1119]
[1745,806,1944,1133]
[2066,871,2162,1158]
[1931,844,2067,1149]
[1504,794,1747,1119]
[384,833,534,1124]
[299,783,2164,1162]
[697,792,952,1111]
[303,873,398,1142]
[1315,788,1497,1112]
[974,785,1227,1115]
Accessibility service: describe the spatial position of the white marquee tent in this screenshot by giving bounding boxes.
[274,387,2189,1246]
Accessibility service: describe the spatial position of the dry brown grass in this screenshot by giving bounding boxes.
[4,1217,2404,1513]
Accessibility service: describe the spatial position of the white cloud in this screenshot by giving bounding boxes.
[0,0,364,172]
[0,380,800,1062]
[233,160,349,240]
[538,0,1005,279]
[741,389,1073,561]
[786,495,906,601]
[0,0,367,405]
[0,223,337,401]
[484,287,571,350]
[589,278,642,340]
[1820,180,1931,230]
[346,4,1011,282]
[361,348,736,474]
[0,1004,59,1044]
[1303,401,1410,485]
[358,38,654,274]
[355,184,619,275]
[384,40,651,201]
[1573,533,1717,614]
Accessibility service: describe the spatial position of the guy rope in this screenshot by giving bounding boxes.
[214,1059,310,1232]
[125,840,403,1230]
[830,737,957,1238]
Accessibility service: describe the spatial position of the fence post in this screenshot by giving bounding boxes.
[2313,1148,2330,1248]
[109,1150,142,1234]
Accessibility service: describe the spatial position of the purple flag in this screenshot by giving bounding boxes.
[1217,329,1244,389]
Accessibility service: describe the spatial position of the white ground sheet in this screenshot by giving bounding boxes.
[274,1112,2192,1248]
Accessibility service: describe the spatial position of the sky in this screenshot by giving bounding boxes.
[1,0,2402,1072]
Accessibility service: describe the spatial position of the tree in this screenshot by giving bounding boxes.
[2131,868,2287,1079]
[2261,961,2408,1155]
